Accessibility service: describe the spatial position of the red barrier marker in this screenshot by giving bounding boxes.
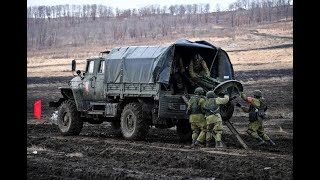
[34,100,42,120]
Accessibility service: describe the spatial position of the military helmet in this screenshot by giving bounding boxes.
[253,90,262,98]
[206,91,216,98]
[194,87,204,95]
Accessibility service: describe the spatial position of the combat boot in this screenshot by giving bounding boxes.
[256,137,265,146]
[194,140,205,147]
[191,140,196,147]
[206,140,214,147]
[215,141,224,148]
[267,139,276,146]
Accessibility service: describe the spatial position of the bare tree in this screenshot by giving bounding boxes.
[192,4,198,26]
[204,3,210,23]
[267,0,273,21]
[179,5,186,17]
[45,6,52,21]
[229,3,235,27]
[186,4,192,23]
[27,2,292,50]
[215,4,221,24]
[161,6,167,15]
[285,0,292,20]
[128,20,138,38]
[169,5,176,15]
[255,0,262,23]
[249,1,256,24]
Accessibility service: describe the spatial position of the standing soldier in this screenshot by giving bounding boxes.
[238,90,276,146]
[203,91,229,148]
[187,87,207,147]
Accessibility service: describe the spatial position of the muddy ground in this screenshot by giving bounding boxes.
[27,65,293,179]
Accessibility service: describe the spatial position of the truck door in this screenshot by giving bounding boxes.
[94,60,105,101]
[82,60,96,101]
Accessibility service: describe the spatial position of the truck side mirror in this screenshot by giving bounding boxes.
[71,60,76,72]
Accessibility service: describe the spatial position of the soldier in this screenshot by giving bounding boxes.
[187,87,207,147]
[203,91,229,148]
[238,90,276,146]
[170,52,187,94]
[188,54,220,90]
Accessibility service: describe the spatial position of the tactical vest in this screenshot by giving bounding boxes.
[204,98,219,115]
[189,96,202,114]
[249,99,267,121]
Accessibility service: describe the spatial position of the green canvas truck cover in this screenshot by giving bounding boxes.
[103,39,222,85]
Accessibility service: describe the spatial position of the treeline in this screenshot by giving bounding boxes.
[27,0,292,50]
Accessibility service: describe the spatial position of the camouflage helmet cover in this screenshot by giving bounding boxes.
[253,90,262,97]
[206,91,216,98]
[194,87,204,95]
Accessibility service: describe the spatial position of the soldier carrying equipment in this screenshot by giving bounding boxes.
[239,90,276,146]
[187,87,207,147]
[203,90,229,148]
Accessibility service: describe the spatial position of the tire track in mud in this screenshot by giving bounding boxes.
[43,134,292,160]
[28,133,293,180]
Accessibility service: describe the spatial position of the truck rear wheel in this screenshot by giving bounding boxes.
[176,120,192,142]
[57,100,83,136]
[220,101,235,121]
[120,103,149,140]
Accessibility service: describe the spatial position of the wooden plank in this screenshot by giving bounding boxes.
[224,120,249,150]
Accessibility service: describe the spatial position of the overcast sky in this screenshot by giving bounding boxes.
[27,0,237,11]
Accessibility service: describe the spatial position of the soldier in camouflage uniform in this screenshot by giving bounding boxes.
[238,90,275,146]
[170,52,187,94]
[203,91,229,148]
[188,54,220,90]
[187,87,207,147]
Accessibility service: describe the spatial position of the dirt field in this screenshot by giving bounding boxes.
[27,21,293,179]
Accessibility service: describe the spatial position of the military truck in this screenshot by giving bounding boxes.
[49,39,242,141]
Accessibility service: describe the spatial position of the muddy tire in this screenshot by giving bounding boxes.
[111,121,122,136]
[57,100,83,136]
[120,103,149,140]
[176,120,192,142]
[220,101,235,121]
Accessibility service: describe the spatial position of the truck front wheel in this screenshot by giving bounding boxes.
[120,103,149,140]
[57,100,83,136]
